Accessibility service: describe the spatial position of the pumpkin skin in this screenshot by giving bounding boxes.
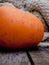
[0,5,44,48]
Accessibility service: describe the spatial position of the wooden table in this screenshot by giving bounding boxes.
[0,42,49,65]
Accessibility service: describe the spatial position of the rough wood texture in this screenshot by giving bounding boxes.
[29,47,49,65]
[0,52,30,65]
[0,44,49,65]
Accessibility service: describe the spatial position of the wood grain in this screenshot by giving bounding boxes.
[29,47,49,65]
[0,52,31,65]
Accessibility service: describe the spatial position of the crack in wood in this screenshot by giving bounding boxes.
[26,51,34,65]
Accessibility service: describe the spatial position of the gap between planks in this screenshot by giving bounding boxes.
[28,47,49,65]
[0,42,49,65]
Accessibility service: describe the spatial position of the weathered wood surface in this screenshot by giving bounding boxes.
[0,52,31,65]
[29,47,49,65]
[0,43,49,65]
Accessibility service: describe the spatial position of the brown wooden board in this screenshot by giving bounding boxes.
[0,52,31,65]
[29,47,49,65]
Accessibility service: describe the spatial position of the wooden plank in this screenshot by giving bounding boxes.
[0,52,31,65]
[29,47,49,65]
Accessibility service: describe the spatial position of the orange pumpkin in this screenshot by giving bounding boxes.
[0,5,44,48]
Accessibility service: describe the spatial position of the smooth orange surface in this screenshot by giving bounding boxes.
[0,5,44,48]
